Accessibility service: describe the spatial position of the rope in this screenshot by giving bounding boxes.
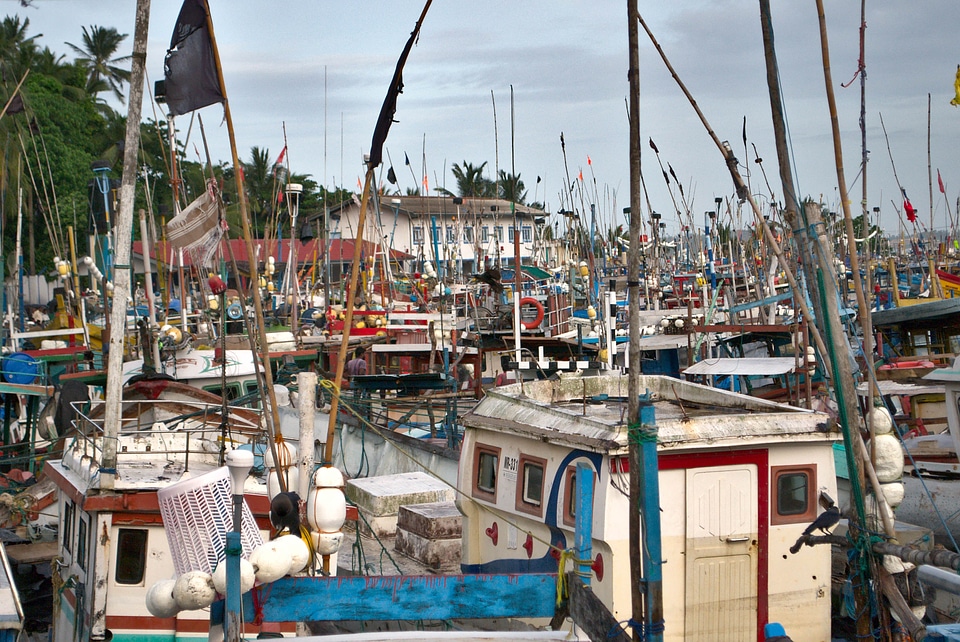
[555,549,573,606]
[320,376,565,555]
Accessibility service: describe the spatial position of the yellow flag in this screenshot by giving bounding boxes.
[952,65,960,107]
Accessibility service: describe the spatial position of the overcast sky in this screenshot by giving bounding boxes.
[10,0,960,237]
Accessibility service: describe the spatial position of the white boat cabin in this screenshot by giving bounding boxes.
[458,374,839,642]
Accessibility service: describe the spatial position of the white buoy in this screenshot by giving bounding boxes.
[880,481,905,508]
[869,433,904,482]
[145,579,180,618]
[212,558,256,595]
[312,531,344,556]
[867,407,895,435]
[250,541,292,584]
[173,571,217,611]
[267,466,300,501]
[275,534,311,574]
[307,467,347,533]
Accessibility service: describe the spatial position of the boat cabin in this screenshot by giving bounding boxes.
[458,374,838,642]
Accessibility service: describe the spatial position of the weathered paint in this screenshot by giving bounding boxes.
[458,375,837,642]
[211,574,559,624]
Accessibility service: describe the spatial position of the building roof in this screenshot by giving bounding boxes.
[319,194,546,220]
[132,238,411,268]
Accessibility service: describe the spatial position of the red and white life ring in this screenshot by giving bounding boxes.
[519,297,545,329]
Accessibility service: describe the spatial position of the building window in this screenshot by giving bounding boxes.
[115,529,148,585]
[413,226,423,244]
[446,226,456,243]
[481,226,490,243]
[772,465,817,525]
[77,516,88,572]
[472,444,501,501]
[508,226,515,240]
[515,454,547,517]
[495,226,504,242]
[463,226,474,244]
[522,226,533,243]
[63,500,74,554]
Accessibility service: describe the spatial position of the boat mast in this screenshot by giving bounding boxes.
[101,0,150,491]
[626,3,661,641]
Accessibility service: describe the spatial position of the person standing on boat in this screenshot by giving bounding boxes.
[346,347,368,406]
[347,348,367,380]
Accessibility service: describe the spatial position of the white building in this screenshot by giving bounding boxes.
[315,195,549,277]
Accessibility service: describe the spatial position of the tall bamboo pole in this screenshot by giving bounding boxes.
[626,3,650,640]
[101,0,150,491]
[203,1,286,489]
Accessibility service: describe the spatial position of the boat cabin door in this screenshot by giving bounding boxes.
[685,464,759,641]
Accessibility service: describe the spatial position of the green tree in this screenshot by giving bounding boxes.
[66,25,131,104]
[451,161,493,197]
[498,170,526,204]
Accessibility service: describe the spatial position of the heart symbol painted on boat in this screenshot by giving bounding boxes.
[485,522,498,545]
[523,533,534,558]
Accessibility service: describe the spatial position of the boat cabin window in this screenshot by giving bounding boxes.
[516,454,547,517]
[115,529,148,585]
[472,444,501,501]
[62,500,74,554]
[562,465,596,527]
[772,465,817,525]
[77,516,88,572]
[204,383,241,402]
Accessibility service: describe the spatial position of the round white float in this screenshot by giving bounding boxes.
[145,579,180,618]
[173,571,217,611]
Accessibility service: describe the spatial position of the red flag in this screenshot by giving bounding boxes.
[277,190,284,204]
[422,174,429,191]
[939,169,946,194]
[578,169,583,181]
[587,155,592,165]
[904,198,917,222]
[275,146,287,166]
[357,176,362,190]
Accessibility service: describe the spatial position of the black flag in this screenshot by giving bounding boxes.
[5,93,23,114]
[368,2,433,171]
[387,166,397,185]
[404,152,411,166]
[164,0,224,117]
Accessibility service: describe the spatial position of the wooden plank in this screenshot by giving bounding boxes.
[0,382,53,396]
[567,574,632,642]
[220,573,559,623]
[4,541,58,565]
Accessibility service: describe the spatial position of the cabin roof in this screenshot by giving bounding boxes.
[871,297,960,327]
[461,374,835,452]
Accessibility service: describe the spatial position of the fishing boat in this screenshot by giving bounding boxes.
[457,373,839,641]
[42,384,303,642]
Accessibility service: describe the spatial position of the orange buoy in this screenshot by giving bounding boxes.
[519,297,545,329]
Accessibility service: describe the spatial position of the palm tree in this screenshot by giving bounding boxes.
[66,25,131,103]
[0,15,40,77]
[451,161,490,197]
[242,146,277,235]
[498,170,526,204]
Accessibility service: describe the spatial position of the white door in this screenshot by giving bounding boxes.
[684,464,758,641]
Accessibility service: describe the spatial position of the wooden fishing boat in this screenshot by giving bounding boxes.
[457,374,840,641]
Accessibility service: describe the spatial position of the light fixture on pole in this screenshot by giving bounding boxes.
[223,449,253,642]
